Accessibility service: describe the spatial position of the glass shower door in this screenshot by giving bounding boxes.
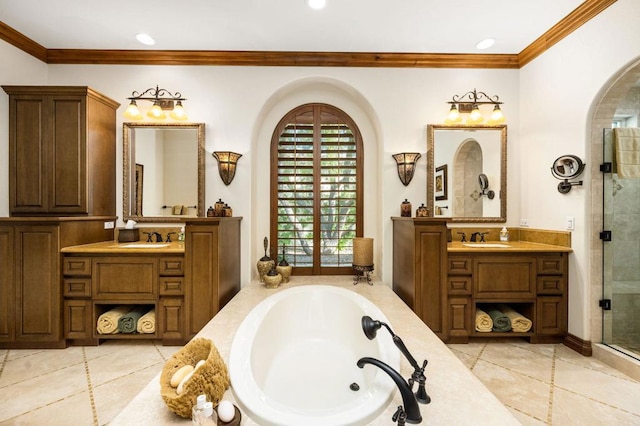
[602,128,640,360]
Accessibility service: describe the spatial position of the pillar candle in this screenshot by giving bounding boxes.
[353,237,374,266]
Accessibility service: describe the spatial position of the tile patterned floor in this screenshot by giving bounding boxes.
[0,340,639,425]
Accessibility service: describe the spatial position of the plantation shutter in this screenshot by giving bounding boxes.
[271,104,363,275]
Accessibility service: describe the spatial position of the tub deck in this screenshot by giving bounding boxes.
[111,276,519,425]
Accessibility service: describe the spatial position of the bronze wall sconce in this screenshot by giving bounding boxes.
[212,151,242,185]
[392,153,421,186]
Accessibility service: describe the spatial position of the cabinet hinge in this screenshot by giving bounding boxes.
[600,230,612,241]
[599,299,612,310]
[600,162,612,173]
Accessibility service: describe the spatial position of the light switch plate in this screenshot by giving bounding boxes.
[566,216,575,230]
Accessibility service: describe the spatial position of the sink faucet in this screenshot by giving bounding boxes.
[152,232,163,243]
[470,232,487,242]
[357,357,422,424]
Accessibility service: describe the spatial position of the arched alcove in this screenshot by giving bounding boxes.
[588,56,640,370]
[250,77,382,277]
[453,139,483,218]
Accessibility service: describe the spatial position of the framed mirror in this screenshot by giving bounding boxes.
[123,122,205,223]
[427,124,507,222]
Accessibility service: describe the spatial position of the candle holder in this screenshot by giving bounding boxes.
[353,264,374,285]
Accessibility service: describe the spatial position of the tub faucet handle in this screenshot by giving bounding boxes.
[392,405,407,426]
[409,359,431,404]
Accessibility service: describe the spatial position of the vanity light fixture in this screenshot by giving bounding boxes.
[123,85,188,121]
[445,88,505,124]
[392,152,421,186]
[212,151,242,185]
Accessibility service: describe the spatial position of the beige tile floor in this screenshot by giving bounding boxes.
[1,340,639,425]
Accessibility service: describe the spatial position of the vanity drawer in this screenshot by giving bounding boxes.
[159,277,184,296]
[448,276,472,295]
[537,276,566,295]
[159,257,184,276]
[93,258,158,300]
[474,256,536,298]
[537,255,566,275]
[63,257,91,276]
[63,278,92,297]
[448,257,472,275]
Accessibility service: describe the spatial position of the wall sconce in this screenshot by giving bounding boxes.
[123,85,188,121]
[551,155,585,193]
[392,152,421,186]
[212,151,242,185]
[445,88,505,124]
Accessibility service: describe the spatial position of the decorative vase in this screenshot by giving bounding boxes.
[263,269,282,289]
[276,245,292,283]
[276,264,292,283]
[401,199,412,217]
[416,203,428,217]
[256,236,274,282]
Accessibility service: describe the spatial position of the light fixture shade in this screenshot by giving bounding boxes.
[147,102,166,119]
[488,105,505,124]
[124,100,143,120]
[445,104,462,123]
[170,101,188,121]
[213,151,242,185]
[466,104,484,124]
[392,152,421,186]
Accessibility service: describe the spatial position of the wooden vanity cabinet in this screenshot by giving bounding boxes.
[0,218,115,349]
[3,86,119,216]
[447,252,568,343]
[392,217,449,340]
[62,254,185,346]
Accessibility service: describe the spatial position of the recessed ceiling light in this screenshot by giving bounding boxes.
[136,33,155,46]
[307,0,326,10]
[476,38,495,50]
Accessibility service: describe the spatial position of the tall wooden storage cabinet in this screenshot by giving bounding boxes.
[184,218,242,339]
[3,86,119,216]
[392,217,449,340]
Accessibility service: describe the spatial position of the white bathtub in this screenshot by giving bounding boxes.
[229,285,400,426]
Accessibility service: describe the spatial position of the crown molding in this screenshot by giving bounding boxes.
[45,49,519,68]
[518,0,618,67]
[0,1,616,69]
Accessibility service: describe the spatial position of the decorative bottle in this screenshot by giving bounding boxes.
[401,199,412,217]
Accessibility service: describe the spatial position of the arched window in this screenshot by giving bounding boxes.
[270,103,363,275]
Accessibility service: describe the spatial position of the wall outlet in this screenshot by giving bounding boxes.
[104,221,115,229]
[520,219,529,227]
[566,216,575,230]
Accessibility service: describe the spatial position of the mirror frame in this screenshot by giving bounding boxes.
[123,122,205,223]
[427,124,507,223]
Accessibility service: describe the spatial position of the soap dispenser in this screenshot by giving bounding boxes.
[500,227,509,242]
[178,226,185,242]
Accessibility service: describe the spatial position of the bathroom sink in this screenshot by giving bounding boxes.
[463,243,511,248]
[113,243,170,248]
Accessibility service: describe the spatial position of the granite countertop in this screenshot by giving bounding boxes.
[111,277,519,425]
[448,240,573,253]
[61,240,185,254]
